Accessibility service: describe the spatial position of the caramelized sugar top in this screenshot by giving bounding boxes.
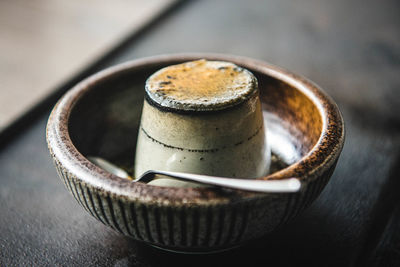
[145,59,257,112]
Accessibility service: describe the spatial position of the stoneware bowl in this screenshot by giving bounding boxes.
[46,53,344,253]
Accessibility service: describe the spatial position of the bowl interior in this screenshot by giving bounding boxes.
[68,61,322,178]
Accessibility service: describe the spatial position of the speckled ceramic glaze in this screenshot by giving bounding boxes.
[46,53,345,253]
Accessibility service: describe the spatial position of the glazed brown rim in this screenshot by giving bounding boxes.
[46,53,344,204]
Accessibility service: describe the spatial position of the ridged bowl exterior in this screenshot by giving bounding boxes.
[46,53,344,253]
[50,154,336,252]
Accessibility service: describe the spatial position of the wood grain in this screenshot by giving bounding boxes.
[0,0,177,130]
[0,0,400,266]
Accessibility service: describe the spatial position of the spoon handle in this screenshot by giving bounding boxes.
[140,170,301,193]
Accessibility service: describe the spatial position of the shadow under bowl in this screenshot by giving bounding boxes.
[46,53,344,253]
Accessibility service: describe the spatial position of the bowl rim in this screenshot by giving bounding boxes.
[46,53,345,204]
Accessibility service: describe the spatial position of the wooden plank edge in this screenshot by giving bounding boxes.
[0,0,188,149]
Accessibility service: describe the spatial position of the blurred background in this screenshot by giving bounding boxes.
[0,0,176,131]
[1,0,398,136]
[0,0,399,266]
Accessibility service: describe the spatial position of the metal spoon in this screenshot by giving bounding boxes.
[88,156,301,193]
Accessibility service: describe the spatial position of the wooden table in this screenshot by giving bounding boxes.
[0,0,177,131]
[1,0,399,266]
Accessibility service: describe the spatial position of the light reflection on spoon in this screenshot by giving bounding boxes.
[88,156,301,193]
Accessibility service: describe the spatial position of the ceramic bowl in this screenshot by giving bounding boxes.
[46,53,344,253]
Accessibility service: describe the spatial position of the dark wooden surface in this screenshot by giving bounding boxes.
[1,0,399,266]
